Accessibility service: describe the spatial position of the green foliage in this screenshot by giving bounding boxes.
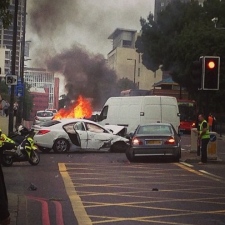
[0,80,33,119]
[117,78,136,91]
[137,0,225,113]
[0,80,10,100]
[0,0,13,28]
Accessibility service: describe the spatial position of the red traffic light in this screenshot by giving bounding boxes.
[207,61,216,69]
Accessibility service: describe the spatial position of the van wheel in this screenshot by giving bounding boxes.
[110,142,128,153]
[125,148,136,162]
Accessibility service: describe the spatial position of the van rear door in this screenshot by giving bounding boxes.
[161,97,180,132]
[140,96,162,124]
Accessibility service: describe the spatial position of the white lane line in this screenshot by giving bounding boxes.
[199,170,223,179]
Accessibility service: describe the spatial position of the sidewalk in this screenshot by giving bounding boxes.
[0,116,28,225]
[8,193,27,225]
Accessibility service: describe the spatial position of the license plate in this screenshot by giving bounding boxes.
[146,140,162,145]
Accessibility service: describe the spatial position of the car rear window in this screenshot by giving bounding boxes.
[137,125,173,135]
[37,111,53,117]
[38,120,61,127]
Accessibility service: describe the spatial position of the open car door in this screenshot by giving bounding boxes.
[63,122,88,149]
[84,122,112,150]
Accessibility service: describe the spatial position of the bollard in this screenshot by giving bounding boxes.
[207,132,217,160]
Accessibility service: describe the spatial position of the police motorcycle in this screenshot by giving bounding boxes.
[1,126,40,167]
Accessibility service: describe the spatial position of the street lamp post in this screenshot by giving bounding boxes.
[8,0,19,135]
[127,58,136,89]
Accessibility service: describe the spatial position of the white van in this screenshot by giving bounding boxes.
[97,96,180,134]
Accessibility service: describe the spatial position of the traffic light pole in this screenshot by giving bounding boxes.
[8,0,18,135]
[16,0,27,128]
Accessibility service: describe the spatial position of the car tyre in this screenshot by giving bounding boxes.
[174,149,181,162]
[53,138,70,153]
[125,148,136,162]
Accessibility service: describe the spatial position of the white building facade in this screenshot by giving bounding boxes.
[24,68,55,108]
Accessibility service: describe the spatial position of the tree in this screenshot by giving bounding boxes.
[136,0,225,112]
[117,78,137,92]
[0,80,33,120]
[0,0,13,28]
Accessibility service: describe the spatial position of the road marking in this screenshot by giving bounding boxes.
[176,163,225,183]
[52,201,65,225]
[27,196,51,225]
[179,162,193,167]
[59,163,92,225]
[199,170,223,180]
[174,163,203,176]
[27,196,65,225]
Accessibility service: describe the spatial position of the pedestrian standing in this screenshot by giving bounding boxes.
[0,129,11,225]
[198,114,210,164]
[0,100,6,116]
[3,101,9,117]
[208,113,214,132]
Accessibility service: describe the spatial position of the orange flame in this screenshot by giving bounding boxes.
[53,95,92,120]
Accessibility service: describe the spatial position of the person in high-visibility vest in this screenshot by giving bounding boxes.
[198,114,210,164]
[0,129,13,225]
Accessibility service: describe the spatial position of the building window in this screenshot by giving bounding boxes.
[138,68,141,77]
[139,54,141,63]
[122,40,132,48]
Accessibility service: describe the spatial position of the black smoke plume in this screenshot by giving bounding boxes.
[28,0,120,109]
[47,46,118,109]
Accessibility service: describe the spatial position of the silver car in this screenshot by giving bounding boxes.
[34,110,54,125]
[126,123,181,162]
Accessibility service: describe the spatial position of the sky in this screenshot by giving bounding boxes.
[26,0,155,60]
[25,0,155,98]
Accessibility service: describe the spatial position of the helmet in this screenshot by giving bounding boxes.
[18,125,29,136]
[18,125,24,135]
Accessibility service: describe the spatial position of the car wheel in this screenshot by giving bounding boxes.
[174,149,181,162]
[53,138,70,153]
[110,141,128,153]
[125,147,136,162]
[38,146,51,153]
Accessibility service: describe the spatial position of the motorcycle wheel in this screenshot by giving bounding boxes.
[1,155,13,167]
[28,150,40,166]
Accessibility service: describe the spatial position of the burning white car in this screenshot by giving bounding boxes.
[33,118,129,153]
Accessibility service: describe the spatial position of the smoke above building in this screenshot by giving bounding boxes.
[27,0,120,108]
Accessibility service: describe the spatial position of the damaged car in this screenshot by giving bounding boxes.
[33,118,129,153]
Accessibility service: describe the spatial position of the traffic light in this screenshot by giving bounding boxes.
[5,75,17,85]
[191,59,202,89]
[202,56,220,90]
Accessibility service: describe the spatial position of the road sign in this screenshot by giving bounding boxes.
[6,75,17,85]
[15,83,24,97]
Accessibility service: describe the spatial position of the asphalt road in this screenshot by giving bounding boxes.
[3,135,225,225]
